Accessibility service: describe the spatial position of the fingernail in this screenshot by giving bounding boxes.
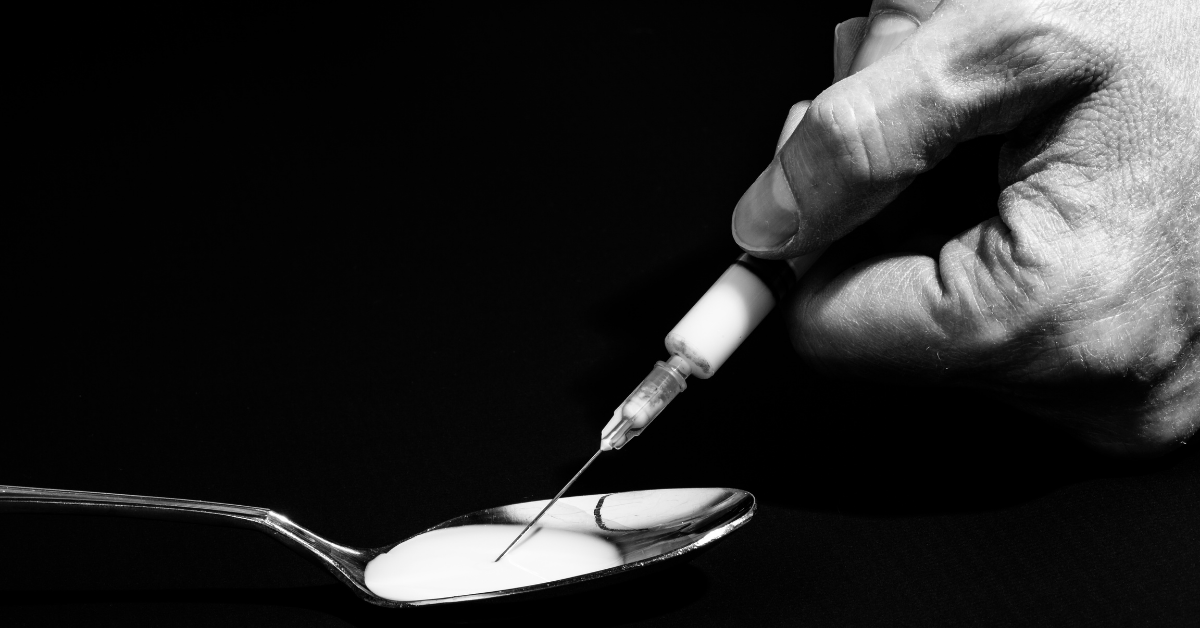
[848,12,918,75]
[732,158,800,252]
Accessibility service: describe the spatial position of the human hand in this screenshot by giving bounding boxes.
[731,0,1200,454]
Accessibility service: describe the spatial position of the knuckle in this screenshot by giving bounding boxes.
[804,88,888,188]
[931,200,1199,451]
[930,216,1053,349]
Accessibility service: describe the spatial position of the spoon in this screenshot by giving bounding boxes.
[0,484,755,607]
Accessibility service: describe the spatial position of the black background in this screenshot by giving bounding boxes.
[7,8,1197,627]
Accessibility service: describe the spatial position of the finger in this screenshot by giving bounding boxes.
[732,4,923,256]
[852,1,941,71]
[744,5,924,254]
[835,1,941,81]
[847,13,918,76]
[787,213,1051,391]
[732,2,1099,258]
[775,101,811,154]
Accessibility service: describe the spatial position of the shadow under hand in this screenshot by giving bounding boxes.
[741,371,1198,517]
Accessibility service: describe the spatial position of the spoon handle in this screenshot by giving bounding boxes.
[0,484,381,602]
[0,484,270,527]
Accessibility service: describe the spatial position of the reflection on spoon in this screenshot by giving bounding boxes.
[365,524,622,601]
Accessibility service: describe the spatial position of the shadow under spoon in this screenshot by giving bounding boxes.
[0,485,755,608]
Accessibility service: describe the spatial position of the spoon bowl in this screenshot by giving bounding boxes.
[0,485,755,607]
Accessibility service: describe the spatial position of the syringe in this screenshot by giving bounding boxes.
[495,248,822,561]
[598,249,822,450]
[496,10,909,560]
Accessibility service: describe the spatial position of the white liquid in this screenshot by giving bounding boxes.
[364,524,623,601]
[666,263,775,378]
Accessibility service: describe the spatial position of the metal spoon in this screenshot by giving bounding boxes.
[0,485,755,607]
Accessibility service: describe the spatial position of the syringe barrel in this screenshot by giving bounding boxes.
[599,357,689,450]
[665,252,816,378]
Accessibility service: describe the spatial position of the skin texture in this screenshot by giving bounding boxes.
[732,0,1199,455]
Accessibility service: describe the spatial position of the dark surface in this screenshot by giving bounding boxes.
[9,9,1198,627]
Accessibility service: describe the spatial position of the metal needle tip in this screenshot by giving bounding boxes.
[494,448,603,562]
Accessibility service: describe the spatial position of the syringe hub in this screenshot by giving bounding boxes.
[599,356,690,450]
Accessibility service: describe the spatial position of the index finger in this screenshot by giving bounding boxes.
[848,0,941,76]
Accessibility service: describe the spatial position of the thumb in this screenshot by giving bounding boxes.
[731,1,1099,258]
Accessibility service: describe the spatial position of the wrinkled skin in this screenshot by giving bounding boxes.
[731,0,1199,455]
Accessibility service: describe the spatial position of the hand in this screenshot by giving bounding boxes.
[732,0,1200,455]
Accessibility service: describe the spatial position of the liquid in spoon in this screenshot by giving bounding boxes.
[364,524,622,601]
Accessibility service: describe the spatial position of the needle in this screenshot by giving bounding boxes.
[494,448,603,562]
